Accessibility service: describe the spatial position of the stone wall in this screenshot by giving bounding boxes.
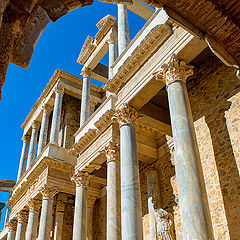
[188,57,240,240]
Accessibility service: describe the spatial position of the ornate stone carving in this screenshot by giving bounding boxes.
[87,195,97,208]
[16,210,28,223]
[81,68,92,78]
[32,120,40,129]
[22,134,30,142]
[71,172,89,188]
[107,33,118,45]
[6,219,17,231]
[54,83,64,94]
[113,104,140,126]
[154,208,174,240]
[42,104,53,113]
[94,109,115,131]
[28,199,41,212]
[154,55,194,87]
[77,36,95,65]
[56,200,65,212]
[40,184,59,200]
[104,142,119,164]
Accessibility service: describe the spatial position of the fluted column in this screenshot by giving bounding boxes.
[26,121,40,170]
[38,185,59,240]
[50,85,64,144]
[155,55,213,239]
[117,4,130,55]
[6,220,17,240]
[107,33,118,79]
[146,170,161,240]
[87,196,96,240]
[17,135,30,181]
[37,105,52,156]
[53,200,65,240]
[25,199,41,240]
[15,211,28,240]
[104,142,121,240]
[80,69,92,127]
[71,172,89,240]
[114,105,143,240]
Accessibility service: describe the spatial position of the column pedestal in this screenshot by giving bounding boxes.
[71,172,89,240]
[114,105,143,240]
[38,185,59,240]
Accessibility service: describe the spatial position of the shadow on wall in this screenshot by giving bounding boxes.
[190,56,240,240]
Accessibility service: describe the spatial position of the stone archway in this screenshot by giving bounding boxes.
[0,0,239,100]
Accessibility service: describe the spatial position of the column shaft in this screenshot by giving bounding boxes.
[120,124,143,240]
[117,4,130,55]
[87,207,93,240]
[25,209,39,240]
[17,136,29,181]
[108,41,117,79]
[54,201,65,240]
[7,230,15,240]
[15,213,27,240]
[80,71,91,127]
[37,108,50,156]
[50,87,64,144]
[26,123,39,170]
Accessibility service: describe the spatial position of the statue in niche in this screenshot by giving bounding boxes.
[154,208,174,240]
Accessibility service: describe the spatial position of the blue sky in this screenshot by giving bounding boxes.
[0,1,147,228]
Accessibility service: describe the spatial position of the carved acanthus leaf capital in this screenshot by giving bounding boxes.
[42,104,53,114]
[56,200,65,212]
[40,184,59,200]
[16,211,28,223]
[113,104,140,126]
[154,55,194,87]
[107,33,118,45]
[22,134,30,142]
[6,220,17,231]
[71,172,89,188]
[32,120,41,129]
[104,142,119,163]
[54,83,64,95]
[28,199,41,212]
[81,68,92,78]
[87,195,97,208]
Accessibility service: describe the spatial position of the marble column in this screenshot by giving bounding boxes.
[38,184,59,240]
[146,170,161,240]
[15,211,27,240]
[117,4,130,55]
[108,33,118,80]
[17,135,30,182]
[71,172,89,240]
[104,142,121,240]
[37,105,52,156]
[25,199,41,240]
[80,68,92,127]
[87,196,96,240]
[114,104,143,240]
[6,220,17,240]
[50,85,64,144]
[26,121,40,170]
[53,200,65,240]
[0,202,4,222]
[155,55,213,239]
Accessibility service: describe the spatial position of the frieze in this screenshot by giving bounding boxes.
[105,24,172,93]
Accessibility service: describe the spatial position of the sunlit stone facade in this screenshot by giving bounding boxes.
[0,4,240,240]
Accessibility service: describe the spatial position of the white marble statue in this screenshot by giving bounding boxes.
[154,208,174,240]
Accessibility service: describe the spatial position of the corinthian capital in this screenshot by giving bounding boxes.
[107,33,118,45]
[28,199,41,212]
[54,83,64,94]
[16,211,28,223]
[40,184,59,200]
[88,195,97,208]
[154,55,194,87]
[22,135,30,142]
[32,120,40,129]
[104,142,119,164]
[113,104,140,127]
[71,171,89,188]
[6,220,17,231]
[81,68,92,78]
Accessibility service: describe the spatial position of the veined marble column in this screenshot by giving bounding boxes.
[80,69,92,127]
[25,199,41,240]
[6,220,17,240]
[38,185,59,240]
[15,211,28,240]
[146,170,161,240]
[50,85,64,144]
[71,172,89,240]
[26,121,40,170]
[53,200,65,240]
[114,105,143,240]
[117,4,130,55]
[104,142,121,240]
[155,55,213,239]
[87,196,96,240]
[17,135,30,182]
[37,105,52,156]
[108,33,118,79]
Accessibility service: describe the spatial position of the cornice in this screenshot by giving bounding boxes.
[105,23,172,93]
